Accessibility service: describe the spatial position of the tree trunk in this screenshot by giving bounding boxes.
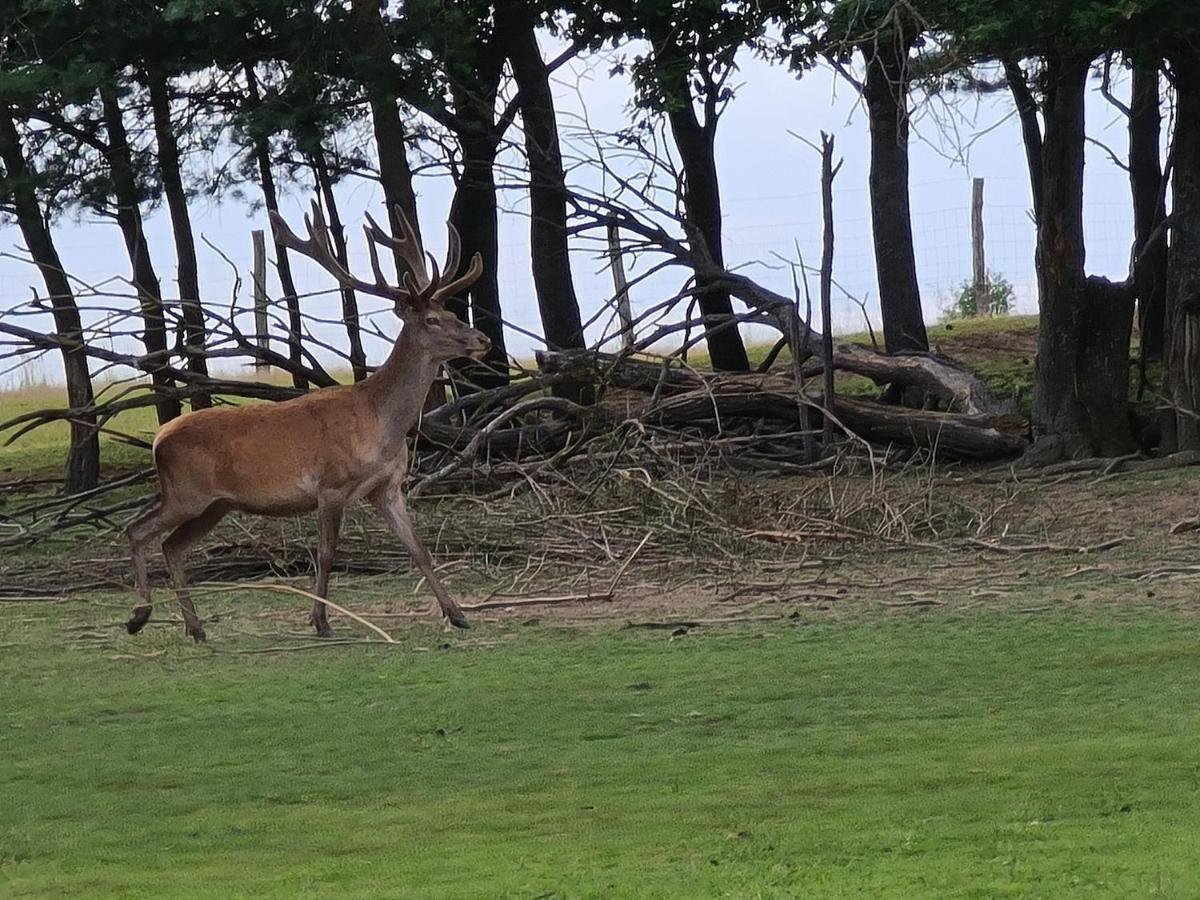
[448,123,509,389]
[147,71,210,409]
[1129,62,1168,360]
[371,98,421,249]
[1165,54,1200,452]
[371,96,446,406]
[500,6,585,352]
[99,83,180,425]
[1030,55,1135,460]
[1004,59,1044,226]
[243,62,306,390]
[861,35,928,354]
[311,147,368,382]
[0,110,100,492]
[347,0,421,252]
[662,70,750,372]
[344,0,449,406]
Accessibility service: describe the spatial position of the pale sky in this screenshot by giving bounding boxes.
[0,38,1142,387]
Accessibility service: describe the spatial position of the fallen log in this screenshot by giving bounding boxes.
[816,345,1010,415]
[538,345,1011,416]
[537,350,696,394]
[537,351,1028,459]
[827,395,1028,458]
[646,384,1026,459]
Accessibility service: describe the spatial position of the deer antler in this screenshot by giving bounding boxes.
[433,249,485,307]
[269,200,412,307]
[364,207,431,290]
[271,200,485,311]
[364,206,484,309]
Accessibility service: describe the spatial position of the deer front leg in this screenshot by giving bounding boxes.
[311,499,345,638]
[370,480,469,629]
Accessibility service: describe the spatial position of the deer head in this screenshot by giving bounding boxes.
[269,201,491,362]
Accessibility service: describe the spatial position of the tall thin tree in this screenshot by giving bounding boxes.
[859,19,929,353]
[497,3,585,352]
[99,81,181,424]
[0,110,101,492]
[146,68,211,408]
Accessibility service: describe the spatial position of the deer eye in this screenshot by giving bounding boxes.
[424,315,440,327]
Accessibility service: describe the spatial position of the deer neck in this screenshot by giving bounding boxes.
[362,323,439,446]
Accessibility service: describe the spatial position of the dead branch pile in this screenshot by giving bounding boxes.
[1,448,997,600]
[401,347,1026,497]
[0,324,1029,552]
[1,196,1031,547]
[2,322,1028,510]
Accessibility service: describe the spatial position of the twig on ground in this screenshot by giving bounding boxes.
[622,615,783,629]
[462,593,611,611]
[196,581,398,643]
[967,537,1128,554]
[214,640,401,655]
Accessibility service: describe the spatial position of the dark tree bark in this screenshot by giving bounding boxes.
[1165,53,1200,452]
[348,0,421,252]
[98,83,181,425]
[1004,59,1044,226]
[1030,55,1135,459]
[861,33,928,354]
[498,5,585,353]
[243,62,306,390]
[0,110,100,492]
[311,148,368,382]
[447,124,508,388]
[370,98,421,248]
[658,62,750,372]
[147,71,210,409]
[1129,62,1168,360]
[379,11,512,390]
[436,41,511,391]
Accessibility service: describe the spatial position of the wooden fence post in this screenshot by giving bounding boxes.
[971,177,988,316]
[607,221,634,350]
[251,229,269,369]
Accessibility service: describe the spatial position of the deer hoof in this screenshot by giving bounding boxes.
[446,610,470,630]
[186,625,207,644]
[314,624,335,638]
[126,607,151,634]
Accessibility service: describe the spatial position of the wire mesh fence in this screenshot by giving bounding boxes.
[0,173,1137,389]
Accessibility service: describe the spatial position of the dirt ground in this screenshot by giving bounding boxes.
[4,460,1200,648]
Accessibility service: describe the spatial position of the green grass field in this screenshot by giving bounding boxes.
[3,607,1199,898]
[5,313,1195,897]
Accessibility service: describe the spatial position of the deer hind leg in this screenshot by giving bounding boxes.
[310,501,345,638]
[161,504,228,643]
[371,482,469,630]
[126,502,175,634]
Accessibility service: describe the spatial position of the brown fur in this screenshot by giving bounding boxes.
[126,209,490,642]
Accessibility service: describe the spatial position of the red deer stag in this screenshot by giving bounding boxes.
[125,201,490,642]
